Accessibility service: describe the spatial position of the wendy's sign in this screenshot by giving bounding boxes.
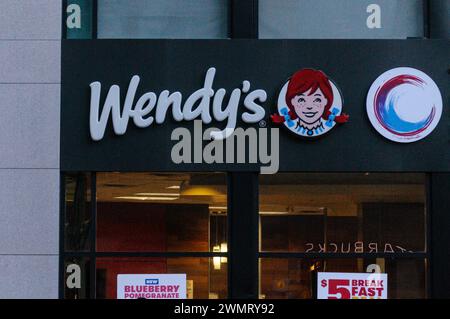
[272,68,349,138]
[61,40,450,172]
[89,67,266,141]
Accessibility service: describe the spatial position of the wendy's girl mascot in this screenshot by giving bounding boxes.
[272,68,349,137]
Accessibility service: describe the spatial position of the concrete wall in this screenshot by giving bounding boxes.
[0,0,61,298]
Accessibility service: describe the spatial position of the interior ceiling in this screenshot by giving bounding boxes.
[93,172,425,216]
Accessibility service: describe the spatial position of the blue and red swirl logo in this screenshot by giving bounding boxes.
[367,67,442,143]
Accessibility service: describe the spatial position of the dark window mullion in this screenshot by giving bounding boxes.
[230,0,258,39]
[423,0,430,38]
[62,0,68,39]
[90,172,97,299]
[425,173,432,298]
[430,173,450,298]
[228,172,259,299]
[92,0,98,39]
[59,173,66,299]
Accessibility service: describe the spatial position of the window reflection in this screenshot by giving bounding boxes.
[260,173,426,253]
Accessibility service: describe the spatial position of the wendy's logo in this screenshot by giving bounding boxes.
[367,67,442,143]
[271,68,349,138]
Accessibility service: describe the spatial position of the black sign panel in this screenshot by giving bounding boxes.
[61,40,450,172]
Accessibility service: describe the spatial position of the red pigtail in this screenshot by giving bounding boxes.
[323,110,349,123]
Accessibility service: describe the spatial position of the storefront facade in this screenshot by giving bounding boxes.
[61,39,450,299]
[1,0,450,299]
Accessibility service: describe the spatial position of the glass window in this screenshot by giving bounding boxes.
[259,173,428,299]
[96,172,227,252]
[97,0,230,39]
[260,258,427,299]
[260,173,426,253]
[259,0,424,39]
[64,173,92,252]
[63,172,228,299]
[96,257,227,299]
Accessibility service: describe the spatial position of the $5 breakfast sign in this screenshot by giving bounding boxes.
[317,272,388,299]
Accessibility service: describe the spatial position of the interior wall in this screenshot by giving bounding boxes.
[96,202,213,298]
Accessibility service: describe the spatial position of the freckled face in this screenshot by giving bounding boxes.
[291,88,328,124]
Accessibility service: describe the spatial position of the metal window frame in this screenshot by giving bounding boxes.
[59,172,230,299]
[59,170,432,299]
[257,173,432,299]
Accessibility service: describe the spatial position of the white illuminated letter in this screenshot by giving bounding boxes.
[89,76,139,141]
[243,89,267,123]
[183,67,215,123]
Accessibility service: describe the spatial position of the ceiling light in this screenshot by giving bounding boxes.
[134,193,179,196]
[167,185,181,189]
[259,211,289,215]
[145,197,178,201]
[260,209,325,216]
[180,181,223,196]
[209,206,227,210]
[114,196,178,201]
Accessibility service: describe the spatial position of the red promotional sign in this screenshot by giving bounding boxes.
[317,272,388,299]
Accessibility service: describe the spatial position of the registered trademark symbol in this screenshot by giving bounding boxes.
[259,120,267,128]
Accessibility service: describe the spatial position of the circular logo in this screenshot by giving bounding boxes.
[366,67,442,143]
[272,69,348,138]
